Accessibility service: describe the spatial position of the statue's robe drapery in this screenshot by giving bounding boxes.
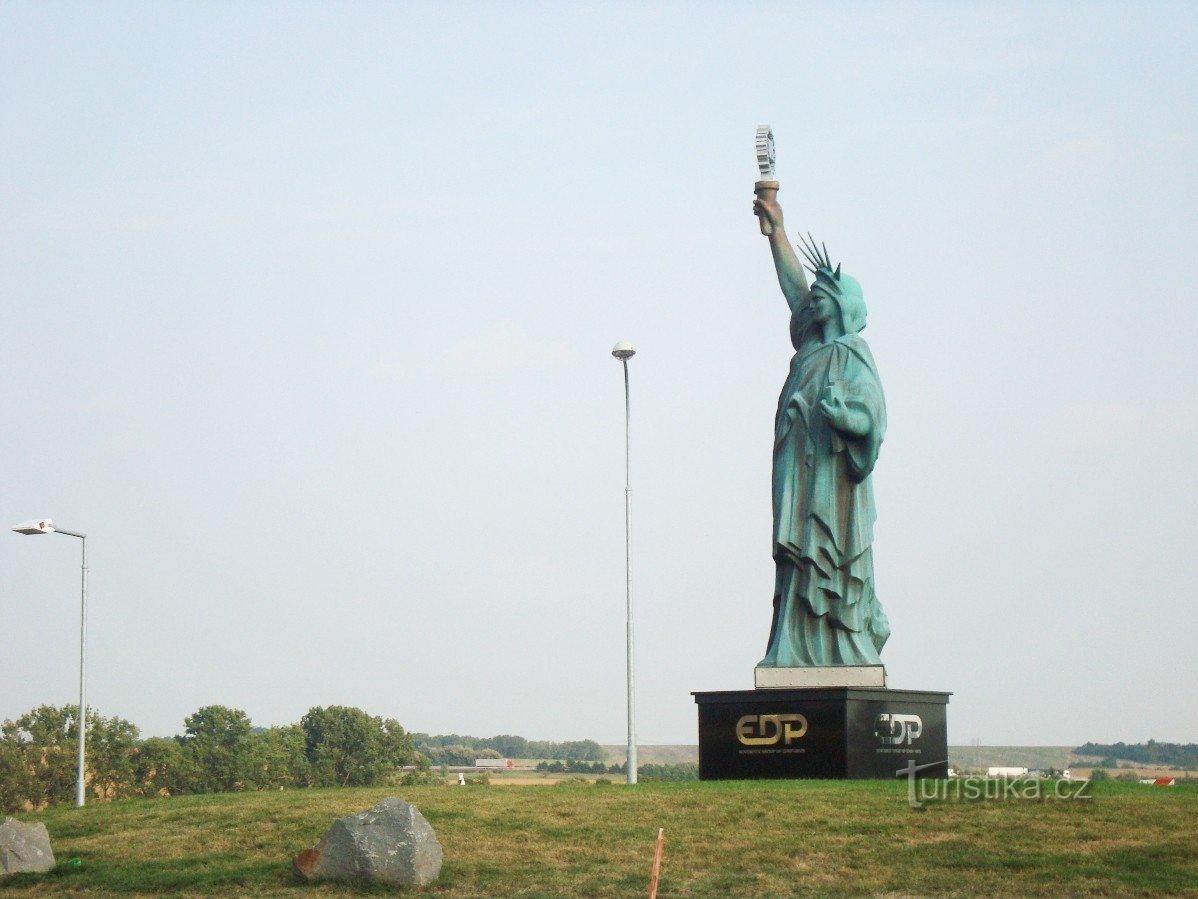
[761,310,890,667]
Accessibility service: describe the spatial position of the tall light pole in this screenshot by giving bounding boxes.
[13,518,89,807]
[610,340,637,785]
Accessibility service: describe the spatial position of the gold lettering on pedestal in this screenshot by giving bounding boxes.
[736,713,808,745]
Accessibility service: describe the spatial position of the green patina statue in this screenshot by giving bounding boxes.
[752,190,890,668]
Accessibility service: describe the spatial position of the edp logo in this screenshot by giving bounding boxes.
[875,713,922,745]
[736,713,808,746]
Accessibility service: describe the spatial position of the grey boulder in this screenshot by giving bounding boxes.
[0,817,56,879]
[293,797,442,887]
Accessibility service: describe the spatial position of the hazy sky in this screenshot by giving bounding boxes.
[3,2,1195,748]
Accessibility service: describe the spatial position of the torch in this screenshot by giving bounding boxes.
[754,124,778,235]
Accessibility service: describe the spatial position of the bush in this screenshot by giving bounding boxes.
[0,705,141,811]
[133,736,195,797]
[399,762,442,787]
[0,739,36,812]
[301,706,418,787]
[638,763,699,782]
[247,725,311,789]
[178,705,254,793]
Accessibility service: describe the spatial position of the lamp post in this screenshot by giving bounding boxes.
[610,340,637,785]
[13,518,89,807]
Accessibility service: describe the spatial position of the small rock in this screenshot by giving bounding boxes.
[293,797,442,887]
[0,817,56,879]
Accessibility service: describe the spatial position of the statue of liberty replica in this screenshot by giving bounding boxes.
[750,128,890,678]
[689,129,948,779]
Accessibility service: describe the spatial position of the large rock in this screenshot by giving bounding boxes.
[293,797,441,887]
[0,817,56,879]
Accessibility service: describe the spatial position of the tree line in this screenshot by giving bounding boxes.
[0,704,422,813]
[411,733,605,765]
[1075,740,1198,769]
[531,759,698,781]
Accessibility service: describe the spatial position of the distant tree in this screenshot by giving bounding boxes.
[418,742,477,766]
[133,736,195,797]
[247,724,311,789]
[1076,740,1198,769]
[0,739,35,813]
[414,733,606,764]
[180,705,255,792]
[558,740,604,762]
[0,705,140,809]
[84,712,140,800]
[300,706,417,787]
[485,735,530,758]
[2,705,81,808]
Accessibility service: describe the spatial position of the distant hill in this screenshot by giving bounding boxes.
[1074,741,1198,769]
[948,746,1075,770]
[602,745,699,765]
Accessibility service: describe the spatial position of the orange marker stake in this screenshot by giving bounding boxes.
[649,827,664,899]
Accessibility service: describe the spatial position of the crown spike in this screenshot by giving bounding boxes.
[797,232,843,277]
[796,234,821,266]
[808,233,828,270]
[809,233,829,266]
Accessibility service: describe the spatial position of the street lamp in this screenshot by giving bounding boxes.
[12,518,89,807]
[610,340,637,785]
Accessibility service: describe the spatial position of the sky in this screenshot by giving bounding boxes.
[2,1,1196,748]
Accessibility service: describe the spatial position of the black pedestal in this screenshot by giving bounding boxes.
[693,687,950,780]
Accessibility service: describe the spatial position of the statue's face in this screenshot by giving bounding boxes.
[811,287,838,325]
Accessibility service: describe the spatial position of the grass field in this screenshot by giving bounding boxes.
[3,780,1196,896]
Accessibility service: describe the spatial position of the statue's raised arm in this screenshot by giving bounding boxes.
[753,188,810,313]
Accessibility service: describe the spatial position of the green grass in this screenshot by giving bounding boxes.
[3,780,1196,895]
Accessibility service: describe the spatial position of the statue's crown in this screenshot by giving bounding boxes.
[797,232,840,281]
[797,232,867,332]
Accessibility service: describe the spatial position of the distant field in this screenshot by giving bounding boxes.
[602,744,699,765]
[605,745,1192,775]
[4,780,1196,895]
[948,746,1076,770]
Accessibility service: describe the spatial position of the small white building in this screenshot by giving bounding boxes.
[987,766,1029,778]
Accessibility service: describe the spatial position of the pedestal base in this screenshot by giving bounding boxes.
[693,687,950,780]
[755,665,886,688]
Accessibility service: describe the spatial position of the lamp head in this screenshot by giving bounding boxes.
[13,519,55,535]
[756,125,776,180]
[611,341,636,360]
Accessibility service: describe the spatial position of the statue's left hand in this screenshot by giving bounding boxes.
[820,389,870,437]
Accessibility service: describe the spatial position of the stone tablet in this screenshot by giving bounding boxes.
[0,817,56,879]
[293,797,442,887]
